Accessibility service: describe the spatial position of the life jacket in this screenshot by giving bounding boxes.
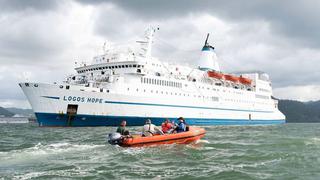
[162,123,173,133]
[176,122,186,133]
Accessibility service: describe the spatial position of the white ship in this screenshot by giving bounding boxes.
[20,27,285,126]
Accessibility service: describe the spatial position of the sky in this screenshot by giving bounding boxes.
[0,0,320,108]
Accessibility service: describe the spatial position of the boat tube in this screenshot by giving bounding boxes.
[108,127,206,147]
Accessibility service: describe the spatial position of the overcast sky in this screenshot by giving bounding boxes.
[0,0,320,108]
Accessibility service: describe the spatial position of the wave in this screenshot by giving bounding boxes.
[0,142,105,164]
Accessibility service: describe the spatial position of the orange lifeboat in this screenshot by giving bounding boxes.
[239,76,252,85]
[223,74,240,83]
[110,127,206,147]
[207,71,224,79]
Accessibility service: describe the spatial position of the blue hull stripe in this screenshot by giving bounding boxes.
[42,96,60,100]
[35,112,285,127]
[104,101,274,113]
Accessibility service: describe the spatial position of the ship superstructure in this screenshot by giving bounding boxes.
[20,27,285,126]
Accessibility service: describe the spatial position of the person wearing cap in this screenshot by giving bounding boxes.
[142,119,164,136]
[117,120,129,135]
[175,117,186,133]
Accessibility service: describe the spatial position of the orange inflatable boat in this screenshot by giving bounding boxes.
[108,127,206,147]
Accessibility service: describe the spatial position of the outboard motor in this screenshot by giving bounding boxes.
[108,133,122,145]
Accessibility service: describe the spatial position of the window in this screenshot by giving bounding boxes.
[133,64,137,67]
[100,88,103,92]
[125,65,129,68]
[66,85,70,90]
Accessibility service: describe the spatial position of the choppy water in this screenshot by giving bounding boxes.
[1,123,320,179]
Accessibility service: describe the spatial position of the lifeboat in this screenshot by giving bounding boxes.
[108,127,206,147]
[223,74,240,83]
[239,76,252,85]
[207,71,224,79]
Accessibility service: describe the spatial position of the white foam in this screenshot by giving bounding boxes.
[195,139,210,144]
[0,142,105,165]
[305,137,320,145]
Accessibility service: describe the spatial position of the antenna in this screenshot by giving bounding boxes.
[204,33,210,46]
[137,26,159,58]
[102,41,106,53]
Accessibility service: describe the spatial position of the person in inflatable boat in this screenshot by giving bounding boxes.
[142,119,164,137]
[161,119,174,134]
[117,120,130,135]
[176,117,188,133]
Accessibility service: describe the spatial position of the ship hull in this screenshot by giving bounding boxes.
[35,112,285,127]
[21,82,286,127]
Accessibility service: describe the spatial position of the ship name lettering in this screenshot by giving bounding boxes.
[87,98,103,103]
[63,96,85,102]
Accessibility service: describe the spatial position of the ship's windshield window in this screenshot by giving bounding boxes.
[138,65,141,68]
[111,66,115,69]
[122,65,125,68]
[129,65,132,67]
[133,64,137,67]
[99,67,102,70]
[125,65,128,68]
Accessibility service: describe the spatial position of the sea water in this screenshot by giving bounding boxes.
[1,123,320,179]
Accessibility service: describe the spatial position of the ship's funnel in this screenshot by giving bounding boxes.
[198,33,220,71]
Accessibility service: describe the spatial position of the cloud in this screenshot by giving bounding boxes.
[78,0,320,48]
[0,0,60,13]
[274,85,320,101]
